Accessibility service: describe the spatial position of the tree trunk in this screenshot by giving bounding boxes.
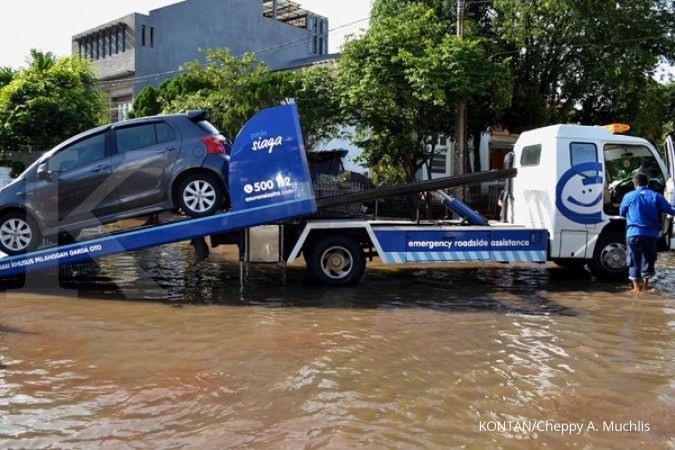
[472,131,482,173]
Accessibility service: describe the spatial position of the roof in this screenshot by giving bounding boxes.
[519,124,650,145]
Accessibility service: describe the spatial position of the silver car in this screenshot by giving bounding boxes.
[0,111,230,255]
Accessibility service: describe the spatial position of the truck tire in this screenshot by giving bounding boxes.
[306,235,365,286]
[589,231,628,280]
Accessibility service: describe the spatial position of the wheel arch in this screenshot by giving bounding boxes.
[0,205,43,233]
[587,219,625,257]
[286,222,376,264]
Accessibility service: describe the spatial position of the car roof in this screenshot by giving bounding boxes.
[110,110,209,129]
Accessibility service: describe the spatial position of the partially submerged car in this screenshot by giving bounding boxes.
[0,111,230,255]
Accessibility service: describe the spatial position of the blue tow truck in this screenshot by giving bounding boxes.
[2,105,670,288]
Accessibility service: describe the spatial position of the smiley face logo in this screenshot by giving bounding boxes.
[555,162,604,224]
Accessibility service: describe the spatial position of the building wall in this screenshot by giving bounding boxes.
[72,0,329,117]
[72,13,136,82]
[132,0,327,94]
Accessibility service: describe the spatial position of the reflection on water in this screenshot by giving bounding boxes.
[1,244,674,448]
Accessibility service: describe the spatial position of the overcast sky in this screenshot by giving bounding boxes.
[0,0,372,69]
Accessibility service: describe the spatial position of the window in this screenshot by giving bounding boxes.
[604,144,664,185]
[116,29,120,54]
[116,123,176,152]
[122,29,126,52]
[570,142,598,177]
[150,27,154,48]
[156,122,176,143]
[117,124,156,152]
[48,133,106,173]
[520,144,541,166]
[439,136,447,146]
[142,25,146,46]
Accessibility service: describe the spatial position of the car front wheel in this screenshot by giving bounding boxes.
[177,173,223,218]
[0,212,41,255]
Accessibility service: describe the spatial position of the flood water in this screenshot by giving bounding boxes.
[1,243,674,448]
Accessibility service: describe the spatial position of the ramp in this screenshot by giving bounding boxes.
[0,104,316,279]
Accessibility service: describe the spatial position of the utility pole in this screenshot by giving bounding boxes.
[455,0,466,177]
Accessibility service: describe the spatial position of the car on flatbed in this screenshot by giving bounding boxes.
[0,111,230,255]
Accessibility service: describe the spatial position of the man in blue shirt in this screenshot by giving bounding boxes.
[619,172,675,293]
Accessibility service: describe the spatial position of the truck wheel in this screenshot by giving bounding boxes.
[0,212,41,255]
[177,173,223,218]
[306,235,365,286]
[589,231,627,280]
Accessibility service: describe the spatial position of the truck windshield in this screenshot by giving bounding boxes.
[603,144,665,215]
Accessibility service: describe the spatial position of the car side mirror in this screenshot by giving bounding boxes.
[37,163,52,181]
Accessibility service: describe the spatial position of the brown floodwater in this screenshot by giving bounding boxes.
[1,243,674,448]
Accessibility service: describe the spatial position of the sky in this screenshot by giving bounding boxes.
[0,0,373,69]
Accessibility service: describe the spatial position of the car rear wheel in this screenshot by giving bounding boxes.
[177,173,223,218]
[0,212,41,255]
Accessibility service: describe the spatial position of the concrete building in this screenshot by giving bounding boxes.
[72,0,328,121]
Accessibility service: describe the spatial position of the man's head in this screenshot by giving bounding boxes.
[633,172,649,187]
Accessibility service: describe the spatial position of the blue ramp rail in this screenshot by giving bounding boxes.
[0,104,316,278]
[431,190,488,226]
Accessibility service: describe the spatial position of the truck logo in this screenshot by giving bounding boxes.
[555,162,603,225]
[252,136,284,154]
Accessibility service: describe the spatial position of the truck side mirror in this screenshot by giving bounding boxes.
[37,163,52,181]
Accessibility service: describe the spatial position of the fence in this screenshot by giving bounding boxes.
[312,173,504,221]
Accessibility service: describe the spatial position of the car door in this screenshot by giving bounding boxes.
[32,130,119,228]
[110,121,181,210]
[665,133,675,250]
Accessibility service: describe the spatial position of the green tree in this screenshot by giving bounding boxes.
[131,49,342,149]
[491,0,675,135]
[0,67,14,90]
[0,50,106,153]
[339,3,511,181]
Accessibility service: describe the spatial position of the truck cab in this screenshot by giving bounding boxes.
[507,125,675,278]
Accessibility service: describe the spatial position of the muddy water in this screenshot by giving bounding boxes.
[1,244,674,448]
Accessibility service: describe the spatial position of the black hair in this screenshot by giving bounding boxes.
[633,172,648,187]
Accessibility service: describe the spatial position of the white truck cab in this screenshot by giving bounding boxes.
[507,125,675,278]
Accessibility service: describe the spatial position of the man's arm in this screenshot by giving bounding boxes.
[619,195,630,217]
[656,194,675,216]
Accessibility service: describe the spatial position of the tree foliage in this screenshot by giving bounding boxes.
[0,50,106,153]
[491,0,675,140]
[339,3,512,181]
[130,49,342,149]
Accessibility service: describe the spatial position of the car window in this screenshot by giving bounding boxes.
[156,122,177,144]
[570,142,598,177]
[116,124,157,152]
[48,133,106,173]
[116,122,177,152]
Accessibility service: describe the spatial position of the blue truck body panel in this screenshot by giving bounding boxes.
[373,227,548,264]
